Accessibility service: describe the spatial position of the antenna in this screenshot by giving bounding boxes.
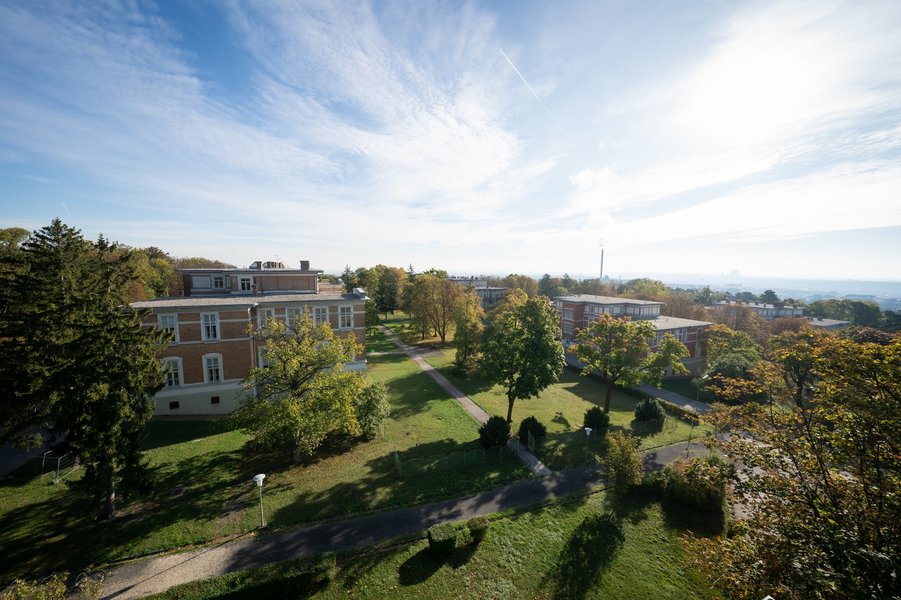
[599,239,605,281]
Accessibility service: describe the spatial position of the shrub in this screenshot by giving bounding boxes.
[467,515,490,543]
[478,415,510,449]
[634,397,665,421]
[583,406,610,431]
[517,415,547,445]
[662,454,732,511]
[355,381,391,439]
[605,431,643,493]
[427,522,458,557]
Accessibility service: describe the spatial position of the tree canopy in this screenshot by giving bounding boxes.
[481,294,565,423]
[572,314,689,412]
[0,220,167,518]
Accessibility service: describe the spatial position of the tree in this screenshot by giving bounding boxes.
[406,274,461,346]
[481,295,565,423]
[452,288,485,373]
[572,314,689,413]
[0,220,167,518]
[694,335,901,598]
[624,278,668,300]
[759,289,779,304]
[660,291,709,320]
[537,273,554,297]
[232,316,365,462]
[605,431,643,493]
[364,299,380,335]
[341,265,357,292]
[491,273,538,296]
[806,298,882,327]
[0,226,29,254]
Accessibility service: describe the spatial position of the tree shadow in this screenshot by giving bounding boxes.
[630,418,664,437]
[398,546,443,585]
[552,411,571,428]
[660,497,727,538]
[139,419,232,451]
[546,511,625,599]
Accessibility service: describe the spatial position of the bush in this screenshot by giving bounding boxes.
[605,431,643,493]
[517,415,547,445]
[662,454,732,511]
[634,397,665,421]
[467,515,490,543]
[583,406,610,431]
[478,415,510,449]
[427,522,458,557]
[355,381,390,439]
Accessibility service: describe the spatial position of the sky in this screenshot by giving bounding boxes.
[1,0,900,281]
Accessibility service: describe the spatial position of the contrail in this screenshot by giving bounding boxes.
[499,48,550,115]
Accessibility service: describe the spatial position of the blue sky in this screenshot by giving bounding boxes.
[1,0,900,281]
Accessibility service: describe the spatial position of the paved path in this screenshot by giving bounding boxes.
[377,325,551,477]
[633,383,711,414]
[101,438,709,599]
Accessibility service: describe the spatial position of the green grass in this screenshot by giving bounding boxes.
[0,354,527,583]
[151,491,722,599]
[424,349,713,469]
[364,326,400,353]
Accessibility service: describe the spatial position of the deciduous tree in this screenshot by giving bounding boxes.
[452,288,484,373]
[572,314,688,413]
[481,295,564,423]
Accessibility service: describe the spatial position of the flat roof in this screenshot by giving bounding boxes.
[556,294,664,306]
[179,268,323,275]
[805,317,850,327]
[132,292,364,310]
[651,316,713,330]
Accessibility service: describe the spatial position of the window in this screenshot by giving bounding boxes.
[339,305,353,329]
[563,308,574,321]
[210,396,220,405]
[563,322,573,335]
[192,275,211,288]
[286,307,304,330]
[213,275,225,289]
[201,313,219,341]
[203,354,222,383]
[158,314,179,343]
[162,358,181,387]
[257,307,275,329]
[313,306,328,326]
[612,305,622,314]
[169,401,180,410]
[239,276,253,292]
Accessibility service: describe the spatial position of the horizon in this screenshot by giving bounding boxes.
[2,1,900,281]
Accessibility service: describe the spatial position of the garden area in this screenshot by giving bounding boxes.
[0,352,528,583]
[149,489,723,599]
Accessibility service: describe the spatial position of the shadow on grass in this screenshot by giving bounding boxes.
[548,511,625,599]
[630,418,664,436]
[139,419,234,451]
[660,497,727,537]
[398,546,443,585]
[552,411,572,428]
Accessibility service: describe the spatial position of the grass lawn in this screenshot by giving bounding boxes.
[659,377,701,400]
[0,354,527,583]
[424,349,713,470]
[152,490,722,599]
[382,312,455,350]
[364,326,400,354]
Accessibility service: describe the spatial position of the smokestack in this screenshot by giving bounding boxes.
[300,260,310,270]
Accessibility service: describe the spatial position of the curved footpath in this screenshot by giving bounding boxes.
[101,326,711,598]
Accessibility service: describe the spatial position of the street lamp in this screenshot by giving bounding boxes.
[685,407,698,458]
[695,374,710,404]
[252,473,266,528]
[584,426,593,460]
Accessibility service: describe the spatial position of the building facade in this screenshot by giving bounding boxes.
[554,294,712,375]
[711,300,804,320]
[133,261,367,416]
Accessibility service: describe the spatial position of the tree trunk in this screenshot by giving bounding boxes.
[604,376,613,413]
[506,394,515,424]
[103,473,116,519]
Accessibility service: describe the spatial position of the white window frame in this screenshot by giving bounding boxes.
[338,305,353,329]
[157,314,179,343]
[286,307,304,331]
[201,312,220,341]
[212,275,225,289]
[162,357,182,387]
[313,306,328,326]
[203,353,223,383]
[257,307,275,329]
[563,308,574,321]
[239,276,253,292]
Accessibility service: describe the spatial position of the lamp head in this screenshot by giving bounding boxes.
[252,473,266,487]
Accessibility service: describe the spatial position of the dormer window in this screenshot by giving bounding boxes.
[239,276,253,292]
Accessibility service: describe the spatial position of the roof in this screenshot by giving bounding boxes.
[715,301,803,310]
[651,316,712,330]
[805,317,850,327]
[556,294,663,306]
[179,267,323,275]
[132,292,365,310]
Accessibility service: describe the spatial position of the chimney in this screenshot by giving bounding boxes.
[300,260,310,270]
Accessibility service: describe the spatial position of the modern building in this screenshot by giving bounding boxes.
[448,276,507,311]
[711,301,804,321]
[133,260,367,416]
[554,295,712,375]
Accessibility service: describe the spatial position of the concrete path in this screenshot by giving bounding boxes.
[101,439,709,599]
[633,383,711,414]
[378,325,551,477]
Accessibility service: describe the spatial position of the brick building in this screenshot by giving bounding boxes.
[554,294,712,374]
[132,260,367,416]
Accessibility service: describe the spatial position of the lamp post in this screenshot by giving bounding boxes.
[685,407,698,458]
[584,426,592,460]
[252,473,266,528]
[695,373,710,404]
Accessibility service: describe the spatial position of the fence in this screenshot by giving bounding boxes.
[41,451,79,484]
[393,443,519,478]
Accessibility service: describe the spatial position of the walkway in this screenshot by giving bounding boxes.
[632,383,711,414]
[378,325,551,476]
[101,439,709,599]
